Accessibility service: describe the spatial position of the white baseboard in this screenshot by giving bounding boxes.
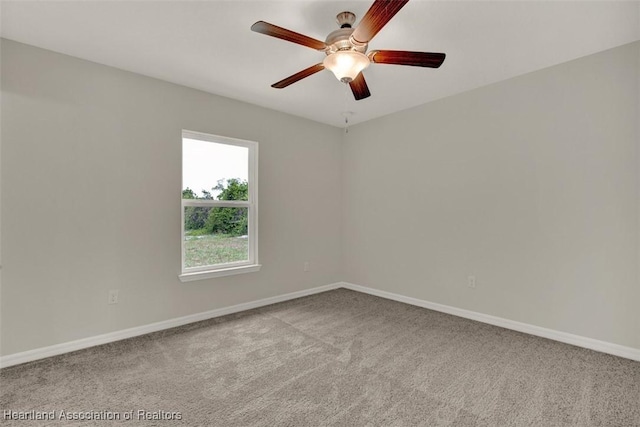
[3,281,639,368]
[339,282,640,362]
[0,283,342,369]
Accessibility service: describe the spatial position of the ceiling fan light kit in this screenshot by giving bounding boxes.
[251,0,445,101]
[323,51,370,83]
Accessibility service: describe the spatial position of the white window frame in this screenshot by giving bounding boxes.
[179,130,260,282]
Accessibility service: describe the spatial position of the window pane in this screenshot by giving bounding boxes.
[183,206,249,268]
[182,138,249,201]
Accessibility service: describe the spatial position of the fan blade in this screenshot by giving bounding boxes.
[351,0,410,45]
[349,73,371,100]
[369,50,446,68]
[251,21,327,51]
[272,63,325,89]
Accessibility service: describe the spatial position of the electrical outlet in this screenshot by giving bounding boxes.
[303,261,310,272]
[467,276,476,288]
[108,289,119,304]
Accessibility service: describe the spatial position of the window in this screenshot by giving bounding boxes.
[179,130,259,281]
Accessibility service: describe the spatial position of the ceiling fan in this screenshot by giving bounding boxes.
[251,0,446,101]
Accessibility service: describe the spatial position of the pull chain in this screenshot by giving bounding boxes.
[343,82,350,134]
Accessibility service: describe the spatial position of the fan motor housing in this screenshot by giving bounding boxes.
[325,25,367,54]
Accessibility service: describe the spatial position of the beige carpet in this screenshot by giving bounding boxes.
[1,288,639,426]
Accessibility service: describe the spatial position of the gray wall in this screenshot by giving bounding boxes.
[2,39,639,357]
[0,40,343,356]
[343,42,640,349]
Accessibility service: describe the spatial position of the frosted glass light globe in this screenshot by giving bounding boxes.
[323,51,370,83]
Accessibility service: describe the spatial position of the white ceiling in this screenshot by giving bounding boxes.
[2,1,638,127]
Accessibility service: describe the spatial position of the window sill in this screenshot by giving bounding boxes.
[179,264,262,282]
